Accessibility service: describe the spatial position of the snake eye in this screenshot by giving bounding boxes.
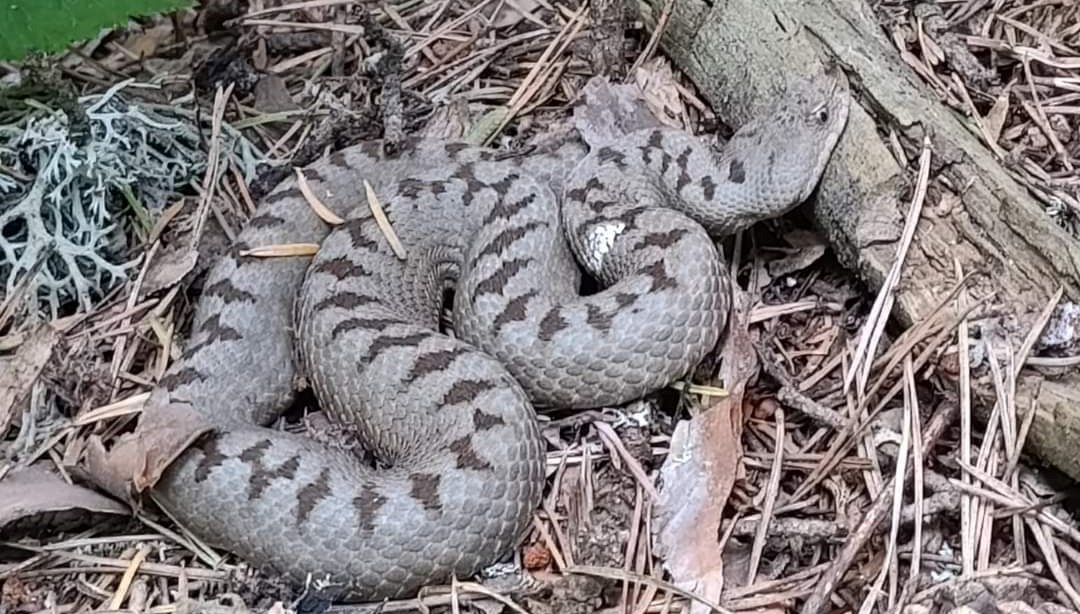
[816,109,829,124]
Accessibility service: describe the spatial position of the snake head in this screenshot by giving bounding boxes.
[718,62,851,220]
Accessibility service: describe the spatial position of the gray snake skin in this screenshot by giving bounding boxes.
[148,68,849,601]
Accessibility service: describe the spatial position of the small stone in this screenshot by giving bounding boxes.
[754,397,779,419]
[523,543,552,570]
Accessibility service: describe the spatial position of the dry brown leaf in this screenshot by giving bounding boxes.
[654,406,739,612]
[0,463,127,539]
[142,247,200,296]
[124,24,173,59]
[253,74,299,113]
[655,292,754,613]
[141,201,200,295]
[83,389,213,504]
[0,323,58,438]
[633,58,687,129]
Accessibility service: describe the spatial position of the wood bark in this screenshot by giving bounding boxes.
[637,0,1080,478]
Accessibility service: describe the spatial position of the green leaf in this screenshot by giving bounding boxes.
[0,0,193,61]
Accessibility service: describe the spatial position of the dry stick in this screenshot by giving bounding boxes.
[799,398,958,614]
[587,0,627,75]
[192,85,233,243]
[980,286,1062,569]
[726,516,846,540]
[952,462,1080,546]
[409,0,496,59]
[863,270,978,390]
[746,408,784,586]
[756,344,845,428]
[623,483,646,612]
[1,543,227,582]
[593,422,660,500]
[107,239,159,401]
[973,344,1006,570]
[856,364,914,614]
[956,258,975,578]
[725,562,833,603]
[487,1,588,142]
[999,341,1029,566]
[1021,55,1073,172]
[1025,518,1080,610]
[628,0,673,76]
[909,563,1041,604]
[407,29,548,92]
[845,138,932,397]
[566,565,734,614]
[902,356,925,614]
[789,293,986,503]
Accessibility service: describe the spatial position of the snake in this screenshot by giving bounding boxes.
[145,67,849,601]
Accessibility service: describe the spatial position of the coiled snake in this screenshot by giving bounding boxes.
[146,67,850,600]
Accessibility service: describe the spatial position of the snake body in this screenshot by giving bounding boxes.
[148,68,849,600]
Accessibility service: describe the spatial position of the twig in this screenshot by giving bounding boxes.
[756,343,846,428]
[800,397,958,614]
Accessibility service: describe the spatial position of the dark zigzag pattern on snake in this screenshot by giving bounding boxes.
[146,69,849,601]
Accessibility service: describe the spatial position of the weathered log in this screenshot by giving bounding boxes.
[637,0,1080,478]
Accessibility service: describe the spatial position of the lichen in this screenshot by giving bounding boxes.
[0,79,265,318]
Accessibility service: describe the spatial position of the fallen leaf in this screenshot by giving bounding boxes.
[654,289,755,614]
[124,24,173,60]
[0,323,58,439]
[253,74,299,113]
[297,167,344,225]
[573,75,662,148]
[719,541,752,590]
[142,246,199,296]
[141,201,199,296]
[0,463,127,540]
[633,58,688,129]
[487,0,542,29]
[82,388,213,504]
[782,228,826,249]
[766,233,828,279]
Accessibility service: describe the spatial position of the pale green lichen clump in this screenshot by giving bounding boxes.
[0,79,264,318]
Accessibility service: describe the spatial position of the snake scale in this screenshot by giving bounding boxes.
[146,67,849,601]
